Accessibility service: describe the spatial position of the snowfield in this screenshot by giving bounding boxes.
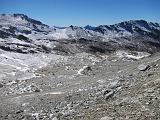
[0,51,66,81]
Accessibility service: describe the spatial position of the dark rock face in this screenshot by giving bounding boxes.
[0,30,14,38]
[16,35,30,42]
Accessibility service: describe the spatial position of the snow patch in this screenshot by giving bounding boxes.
[116,50,150,60]
[0,52,66,80]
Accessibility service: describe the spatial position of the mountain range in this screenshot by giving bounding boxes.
[0,13,160,54]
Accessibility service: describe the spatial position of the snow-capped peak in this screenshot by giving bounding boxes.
[0,14,47,26]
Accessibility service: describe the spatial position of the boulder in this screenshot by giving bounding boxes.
[52,117,58,120]
[78,66,92,75]
[100,116,113,120]
[0,83,3,88]
[138,64,149,71]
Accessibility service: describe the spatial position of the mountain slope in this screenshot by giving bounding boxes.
[93,20,160,39]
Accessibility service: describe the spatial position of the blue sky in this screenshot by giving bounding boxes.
[0,0,160,26]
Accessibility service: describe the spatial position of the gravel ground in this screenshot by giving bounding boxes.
[0,52,160,120]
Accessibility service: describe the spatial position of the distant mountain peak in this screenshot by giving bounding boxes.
[13,13,28,18]
[84,25,95,30]
[0,13,48,26]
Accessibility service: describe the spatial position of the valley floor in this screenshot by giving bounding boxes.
[0,51,160,120]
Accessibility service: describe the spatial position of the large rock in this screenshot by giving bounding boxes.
[103,90,115,100]
[52,117,58,120]
[0,83,3,88]
[138,64,149,71]
[100,116,113,120]
[77,66,92,75]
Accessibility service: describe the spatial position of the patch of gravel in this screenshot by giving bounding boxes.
[0,52,160,120]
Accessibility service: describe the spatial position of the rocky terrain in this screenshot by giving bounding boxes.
[0,14,160,120]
